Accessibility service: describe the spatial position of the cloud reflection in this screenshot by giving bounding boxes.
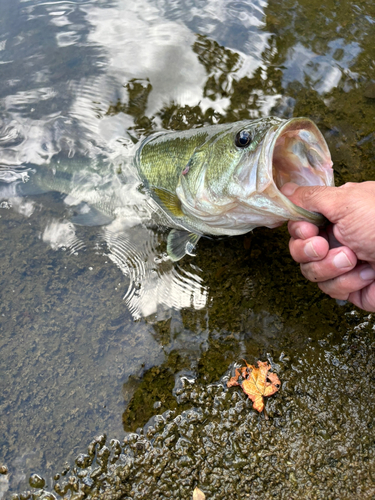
[42,219,85,253]
[81,0,207,117]
[282,39,361,94]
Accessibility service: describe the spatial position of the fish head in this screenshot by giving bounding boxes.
[176,117,334,234]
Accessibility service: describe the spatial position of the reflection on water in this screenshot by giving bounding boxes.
[103,222,208,318]
[282,39,361,94]
[0,0,374,497]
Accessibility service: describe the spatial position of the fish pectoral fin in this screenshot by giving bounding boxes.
[151,187,185,218]
[167,229,201,261]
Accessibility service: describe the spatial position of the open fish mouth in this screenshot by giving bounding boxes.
[258,117,334,224]
[270,117,333,189]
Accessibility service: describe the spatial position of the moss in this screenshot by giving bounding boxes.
[122,352,191,432]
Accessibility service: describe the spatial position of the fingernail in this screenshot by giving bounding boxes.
[359,267,375,281]
[295,227,305,239]
[281,182,298,196]
[333,251,353,269]
[305,241,318,258]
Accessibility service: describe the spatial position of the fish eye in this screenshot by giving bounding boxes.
[235,130,252,148]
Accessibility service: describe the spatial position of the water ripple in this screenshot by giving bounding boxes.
[103,221,207,319]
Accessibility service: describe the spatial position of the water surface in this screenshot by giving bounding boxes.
[0,0,374,498]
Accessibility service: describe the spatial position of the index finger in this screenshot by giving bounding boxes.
[288,220,319,240]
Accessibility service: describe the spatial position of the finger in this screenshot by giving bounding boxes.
[318,264,375,300]
[300,247,357,282]
[349,279,375,312]
[289,236,329,264]
[288,222,340,251]
[281,182,351,223]
[288,220,320,240]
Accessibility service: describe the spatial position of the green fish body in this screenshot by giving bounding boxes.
[135,117,334,260]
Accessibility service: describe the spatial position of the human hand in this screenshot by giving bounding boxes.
[281,181,375,312]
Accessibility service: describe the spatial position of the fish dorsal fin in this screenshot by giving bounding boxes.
[167,229,201,261]
[151,187,185,218]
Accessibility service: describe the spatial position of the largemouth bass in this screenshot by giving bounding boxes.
[10,116,333,262]
[135,116,334,260]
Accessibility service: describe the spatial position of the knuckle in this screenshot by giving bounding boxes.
[339,182,355,190]
[299,185,324,204]
[318,281,348,300]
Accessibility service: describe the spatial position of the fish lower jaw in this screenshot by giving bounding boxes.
[181,207,288,236]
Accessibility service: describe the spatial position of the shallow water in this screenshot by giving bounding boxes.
[0,0,374,498]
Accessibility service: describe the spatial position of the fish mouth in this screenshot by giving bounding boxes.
[270,117,333,189]
[259,117,334,224]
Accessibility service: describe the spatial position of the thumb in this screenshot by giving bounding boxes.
[280,182,342,223]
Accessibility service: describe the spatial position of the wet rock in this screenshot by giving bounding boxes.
[364,82,375,99]
[75,453,92,469]
[28,473,45,489]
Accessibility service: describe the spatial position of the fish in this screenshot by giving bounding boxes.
[135,116,334,260]
[9,116,333,262]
